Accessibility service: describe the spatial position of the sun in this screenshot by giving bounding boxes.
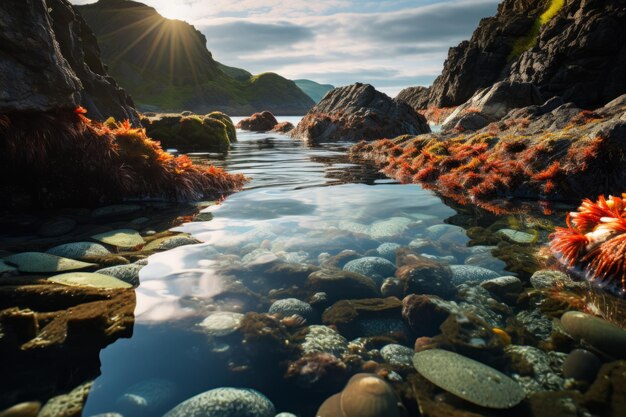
[154,4,188,21]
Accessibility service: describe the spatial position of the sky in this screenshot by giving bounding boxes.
[70,0,500,96]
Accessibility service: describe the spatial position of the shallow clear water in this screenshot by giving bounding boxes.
[81,120,532,416]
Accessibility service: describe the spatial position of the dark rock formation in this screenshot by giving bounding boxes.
[0,0,138,123]
[422,0,626,109]
[396,86,431,111]
[291,83,430,145]
[237,111,279,132]
[271,121,295,134]
[77,0,315,115]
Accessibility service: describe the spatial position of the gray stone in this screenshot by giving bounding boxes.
[450,265,500,285]
[46,242,111,260]
[561,311,626,358]
[302,325,348,357]
[380,344,414,367]
[480,276,523,298]
[164,388,275,417]
[268,298,314,321]
[96,263,143,286]
[376,242,401,262]
[343,257,396,285]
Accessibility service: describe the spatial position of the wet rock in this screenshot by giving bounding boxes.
[563,349,602,383]
[200,312,244,337]
[46,242,111,260]
[270,121,294,134]
[144,235,201,251]
[369,217,413,239]
[0,402,41,417]
[528,391,588,417]
[480,276,523,303]
[285,352,348,389]
[457,285,508,328]
[291,83,430,144]
[396,256,456,299]
[530,270,586,292]
[302,325,348,357]
[450,265,500,286]
[96,263,143,287]
[237,111,278,132]
[163,387,275,417]
[357,317,411,338]
[516,309,553,341]
[91,229,145,249]
[424,224,464,240]
[413,349,525,408]
[116,378,178,415]
[38,381,93,417]
[48,272,132,289]
[306,269,379,302]
[268,298,314,321]
[0,260,18,277]
[320,250,361,269]
[402,294,459,337]
[380,277,403,299]
[376,243,401,262]
[4,252,95,273]
[497,229,536,244]
[322,297,402,334]
[343,257,396,285]
[505,345,567,394]
[561,311,626,358]
[437,312,505,359]
[455,112,488,131]
[380,343,414,367]
[583,361,626,416]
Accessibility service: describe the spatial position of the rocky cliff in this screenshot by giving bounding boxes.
[0,0,137,123]
[409,0,626,109]
[76,0,315,115]
[292,83,430,145]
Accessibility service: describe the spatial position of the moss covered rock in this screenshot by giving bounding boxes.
[144,114,232,152]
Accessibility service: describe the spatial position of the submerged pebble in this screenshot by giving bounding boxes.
[268,298,314,321]
[343,257,396,284]
[450,265,500,285]
[561,311,626,357]
[380,344,414,367]
[200,312,244,337]
[302,325,348,357]
[562,349,602,383]
[163,388,275,417]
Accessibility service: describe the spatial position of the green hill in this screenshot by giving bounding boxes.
[76,0,314,115]
[294,79,335,103]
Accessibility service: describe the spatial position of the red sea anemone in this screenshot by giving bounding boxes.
[550,194,626,294]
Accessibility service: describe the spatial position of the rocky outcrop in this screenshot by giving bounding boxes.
[291,83,430,145]
[422,0,626,109]
[0,0,138,123]
[76,0,315,115]
[237,111,279,132]
[396,86,431,111]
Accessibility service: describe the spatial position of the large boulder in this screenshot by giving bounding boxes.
[143,113,234,151]
[442,81,543,130]
[0,0,138,123]
[396,86,431,111]
[291,83,430,145]
[236,111,278,132]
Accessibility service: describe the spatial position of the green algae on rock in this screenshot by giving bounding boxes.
[48,272,133,289]
[413,349,525,408]
[3,252,96,273]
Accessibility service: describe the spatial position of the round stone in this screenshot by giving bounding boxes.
[413,349,525,408]
[268,298,314,321]
[343,257,396,285]
[163,388,275,417]
[561,311,626,357]
[199,312,244,337]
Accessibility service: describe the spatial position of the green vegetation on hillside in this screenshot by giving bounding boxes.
[294,79,335,103]
[217,62,253,81]
[508,0,565,60]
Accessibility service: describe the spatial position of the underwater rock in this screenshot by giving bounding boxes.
[302,325,348,357]
[320,250,361,269]
[47,272,132,289]
[380,344,414,367]
[562,349,602,383]
[116,378,178,415]
[413,349,525,408]
[343,257,396,285]
[505,345,567,394]
[561,311,626,358]
[457,285,508,328]
[395,256,456,299]
[357,317,411,338]
[0,260,17,277]
[46,242,111,260]
[0,402,41,417]
[4,252,95,273]
[143,235,201,251]
[96,263,143,287]
[375,243,401,262]
[90,204,142,218]
[530,270,587,292]
[268,298,314,321]
[583,360,626,416]
[436,312,506,359]
[528,391,588,417]
[402,294,459,337]
[38,217,77,237]
[91,229,145,249]
[237,111,279,132]
[516,309,554,341]
[322,298,403,336]
[380,277,403,299]
[369,217,413,240]
[285,352,348,388]
[424,224,465,240]
[316,373,401,417]
[449,265,500,286]
[480,276,523,302]
[497,229,536,244]
[306,269,379,302]
[38,381,93,417]
[200,312,244,337]
[163,387,275,417]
